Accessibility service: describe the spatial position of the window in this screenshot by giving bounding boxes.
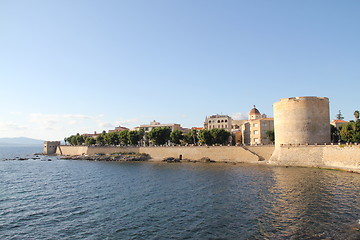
[253,123,258,127]
[218,120,220,123]
[209,120,211,123]
[254,130,259,135]
[262,123,267,127]
[254,138,259,143]
[262,130,267,135]
[225,120,227,122]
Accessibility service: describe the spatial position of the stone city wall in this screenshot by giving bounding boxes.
[56,146,139,156]
[56,145,262,162]
[269,145,360,172]
[139,146,260,162]
[244,145,275,161]
[56,145,360,173]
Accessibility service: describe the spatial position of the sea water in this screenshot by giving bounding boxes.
[1,146,360,239]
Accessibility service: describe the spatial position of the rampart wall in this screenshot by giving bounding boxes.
[56,146,139,156]
[139,146,260,162]
[270,145,360,172]
[244,145,275,161]
[56,145,263,163]
[56,145,360,173]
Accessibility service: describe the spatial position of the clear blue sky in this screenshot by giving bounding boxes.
[1,0,359,140]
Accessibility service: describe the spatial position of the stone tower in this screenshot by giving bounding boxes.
[273,96,330,146]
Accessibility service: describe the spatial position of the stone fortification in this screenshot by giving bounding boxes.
[55,144,360,172]
[56,145,266,163]
[244,145,275,161]
[140,146,260,163]
[56,146,139,156]
[270,145,360,173]
[273,96,330,146]
[44,141,60,155]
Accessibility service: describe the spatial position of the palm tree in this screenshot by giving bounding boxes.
[354,110,359,121]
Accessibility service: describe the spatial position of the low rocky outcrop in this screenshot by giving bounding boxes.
[162,157,181,163]
[61,152,151,162]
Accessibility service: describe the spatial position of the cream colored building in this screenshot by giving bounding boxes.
[242,106,274,145]
[135,120,181,132]
[203,107,273,145]
[204,114,232,132]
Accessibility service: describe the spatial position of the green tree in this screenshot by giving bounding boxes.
[198,129,213,145]
[67,135,78,145]
[340,122,355,142]
[96,135,105,146]
[85,137,96,146]
[138,129,145,140]
[354,110,359,121]
[75,134,85,145]
[170,130,183,145]
[183,130,198,145]
[265,130,275,143]
[117,130,129,145]
[129,130,140,145]
[148,127,171,145]
[104,132,119,145]
[210,128,230,145]
[330,125,340,143]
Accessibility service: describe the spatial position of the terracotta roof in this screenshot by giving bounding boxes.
[332,120,348,123]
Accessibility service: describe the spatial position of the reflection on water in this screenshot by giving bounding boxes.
[262,167,360,239]
[0,152,359,239]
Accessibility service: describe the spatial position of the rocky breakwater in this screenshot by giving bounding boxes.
[62,152,151,162]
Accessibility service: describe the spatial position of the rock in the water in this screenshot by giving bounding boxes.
[163,157,180,163]
[199,157,214,163]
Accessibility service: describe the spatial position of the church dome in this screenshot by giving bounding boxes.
[249,106,261,115]
[249,105,261,120]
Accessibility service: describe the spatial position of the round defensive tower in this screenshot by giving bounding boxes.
[273,96,330,146]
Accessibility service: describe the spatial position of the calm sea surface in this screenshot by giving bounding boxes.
[1,146,360,239]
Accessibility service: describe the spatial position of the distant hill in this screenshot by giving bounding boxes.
[0,137,45,146]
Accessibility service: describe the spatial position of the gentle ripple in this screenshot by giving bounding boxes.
[0,147,360,239]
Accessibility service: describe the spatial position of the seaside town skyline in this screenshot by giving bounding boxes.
[1,1,360,140]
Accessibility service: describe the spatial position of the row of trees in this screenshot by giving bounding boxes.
[339,110,360,143]
[332,110,360,143]
[65,129,145,146]
[65,127,233,146]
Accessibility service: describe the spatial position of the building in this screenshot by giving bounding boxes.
[242,118,274,145]
[202,107,273,145]
[231,120,247,131]
[204,114,232,132]
[82,131,100,138]
[43,141,60,155]
[108,126,129,133]
[330,119,348,129]
[242,106,274,145]
[136,120,182,133]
